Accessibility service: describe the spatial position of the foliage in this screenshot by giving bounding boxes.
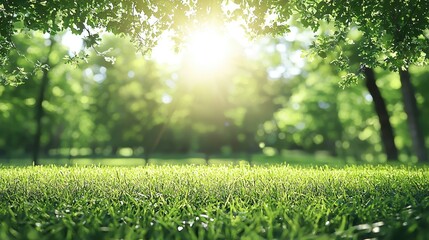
[82,35,172,155]
[2,1,427,79]
[1,165,429,239]
[0,0,236,84]
[0,32,94,156]
[292,0,429,83]
[2,30,428,161]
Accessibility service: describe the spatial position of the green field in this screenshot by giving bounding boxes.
[0,151,354,167]
[1,165,429,239]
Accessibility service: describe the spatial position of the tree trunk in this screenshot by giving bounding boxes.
[111,145,118,156]
[32,41,54,165]
[363,67,398,161]
[399,69,427,162]
[204,153,210,165]
[144,151,150,165]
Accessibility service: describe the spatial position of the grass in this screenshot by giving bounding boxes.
[0,151,348,167]
[1,164,429,239]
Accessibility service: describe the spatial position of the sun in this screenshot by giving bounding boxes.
[150,23,249,80]
[184,27,231,72]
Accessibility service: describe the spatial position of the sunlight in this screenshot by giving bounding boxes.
[150,31,181,66]
[151,22,250,77]
[61,31,83,54]
[185,28,230,72]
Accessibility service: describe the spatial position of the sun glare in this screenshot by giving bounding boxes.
[185,28,230,72]
[61,31,83,54]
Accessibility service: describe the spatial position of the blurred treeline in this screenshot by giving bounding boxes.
[1,31,429,163]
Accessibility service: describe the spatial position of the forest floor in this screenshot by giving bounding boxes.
[1,164,428,239]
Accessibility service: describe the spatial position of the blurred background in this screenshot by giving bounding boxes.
[1,27,428,166]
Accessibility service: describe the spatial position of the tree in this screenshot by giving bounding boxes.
[288,0,429,162]
[338,33,399,161]
[227,38,292,163]
[32,37,55,165]
[363,67,398,161]
[2,0,428,161]
[0,32,91,164]
[0,35,44,157]
[84,35,171,160]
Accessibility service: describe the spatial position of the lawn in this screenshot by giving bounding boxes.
[1,164,428,239]
[0,151,349,167]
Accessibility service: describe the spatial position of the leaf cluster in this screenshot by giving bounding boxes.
[294,0,429,72]
[1,0,428,86]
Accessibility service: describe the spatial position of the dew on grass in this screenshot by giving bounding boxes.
[373,222,384,227]
[99,227,110,232]
[354,223,371,231]
[1,165,429,239]
[137,193,148,199]
[54,210,64,218]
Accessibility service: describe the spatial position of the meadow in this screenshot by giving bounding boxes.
[1,164,429,239]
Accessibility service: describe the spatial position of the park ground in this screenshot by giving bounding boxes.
[1,156,429,239]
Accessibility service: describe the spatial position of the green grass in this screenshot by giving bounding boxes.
[0,151,349,167]
[1,165,429,239]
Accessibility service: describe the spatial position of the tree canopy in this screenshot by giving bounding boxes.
[2,0,428,85]
[295,0,429,84]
